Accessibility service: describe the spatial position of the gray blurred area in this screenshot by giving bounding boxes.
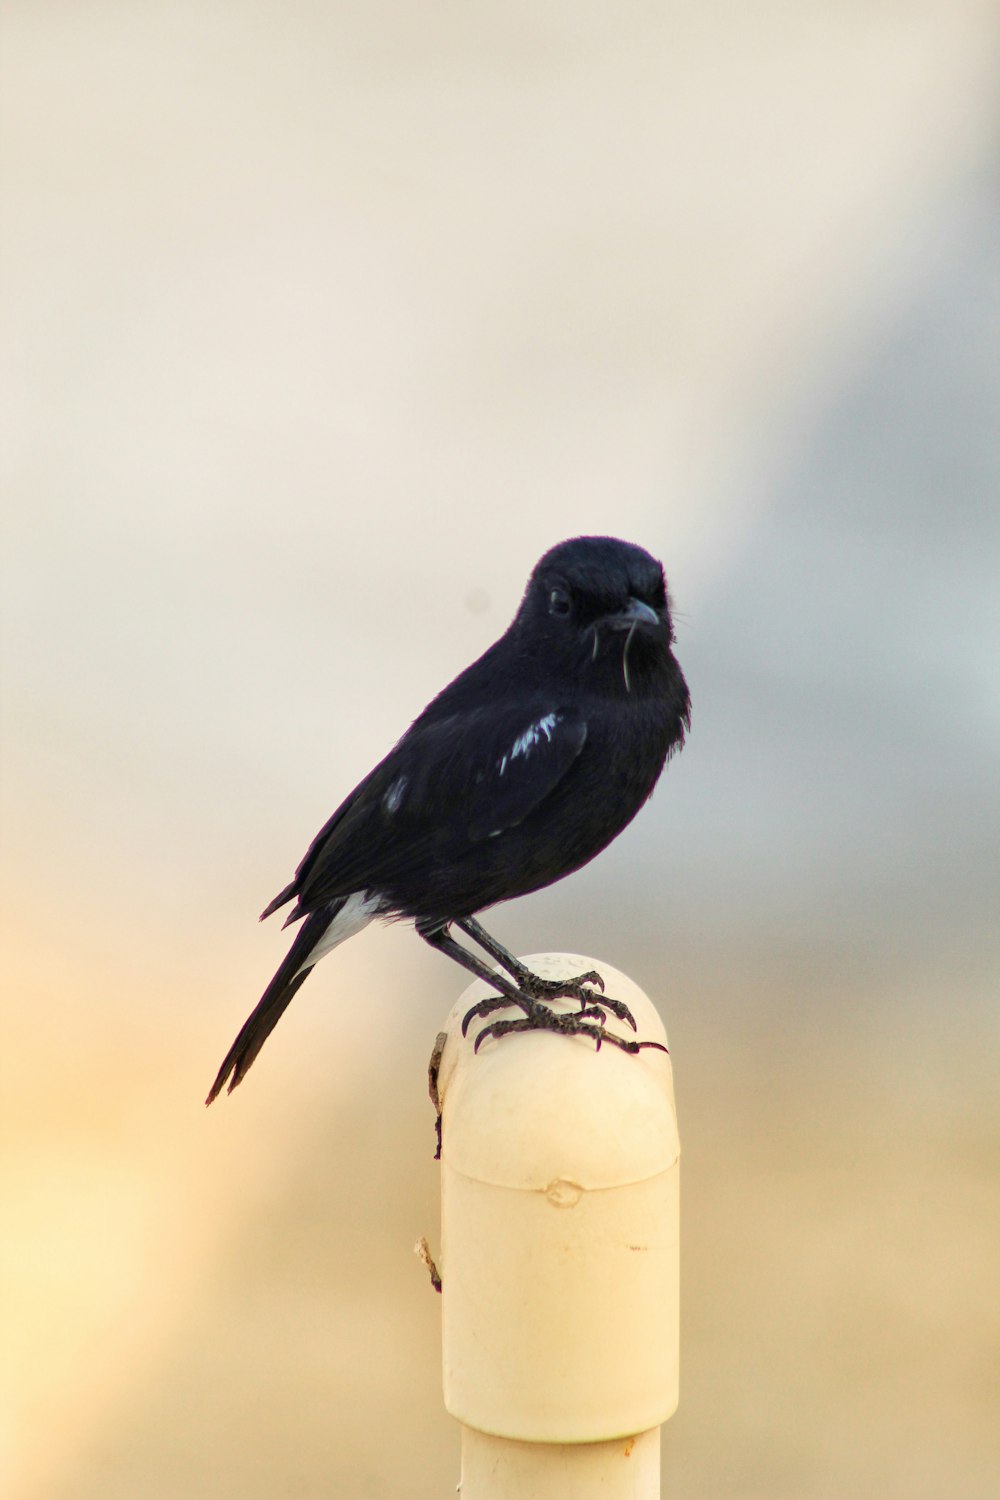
[2,4,998,1498]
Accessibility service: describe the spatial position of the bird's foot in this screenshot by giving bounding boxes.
[490,960,640,1033]
[517,966,605,999]
[461,990,527,1034]
[461,988,612,1029]
[469,1000,668,1056]
[460,970,643,1037]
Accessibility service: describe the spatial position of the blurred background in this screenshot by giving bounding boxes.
[2,2,998,1496]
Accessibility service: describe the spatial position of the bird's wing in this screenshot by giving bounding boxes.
[459,707,588,841]
[268,704,588,917]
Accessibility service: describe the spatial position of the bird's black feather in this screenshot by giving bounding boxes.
[207,535,691,1101]
[206,907,338,1102]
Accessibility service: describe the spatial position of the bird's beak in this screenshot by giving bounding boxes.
[604,597,662,631]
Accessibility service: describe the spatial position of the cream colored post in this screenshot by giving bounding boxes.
[433,954,680,1499]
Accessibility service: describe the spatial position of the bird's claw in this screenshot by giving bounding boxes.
[592,992,638,1031]
[461,992,522,1036]
[459,989,610,1035]
[517,968,605,1000]
[530,972,641,1032]
[468,1000,667,1056]
[461,976,640,1038]
[509,965,641,1034]
[568,984,637,1031]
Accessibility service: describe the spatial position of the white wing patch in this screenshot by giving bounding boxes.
[383,774,408,814]
[498,712,560,776]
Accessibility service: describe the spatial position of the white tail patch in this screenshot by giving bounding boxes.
[293,890,379,977]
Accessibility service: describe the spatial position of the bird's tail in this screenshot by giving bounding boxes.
[205,907,336,1105]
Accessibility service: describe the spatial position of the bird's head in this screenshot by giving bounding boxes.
[514,536,678,695]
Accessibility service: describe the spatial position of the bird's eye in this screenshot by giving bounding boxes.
[549,587,571,618]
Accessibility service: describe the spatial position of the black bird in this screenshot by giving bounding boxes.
[207,536,690,1103]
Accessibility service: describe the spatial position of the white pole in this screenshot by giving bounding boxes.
[431,953,680,1499]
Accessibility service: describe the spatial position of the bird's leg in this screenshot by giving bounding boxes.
[418,921,659,1054]
[417,921,540,1029]
[455,916,638,1032]
[455,915,603,996]
[418,921,607,1035]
